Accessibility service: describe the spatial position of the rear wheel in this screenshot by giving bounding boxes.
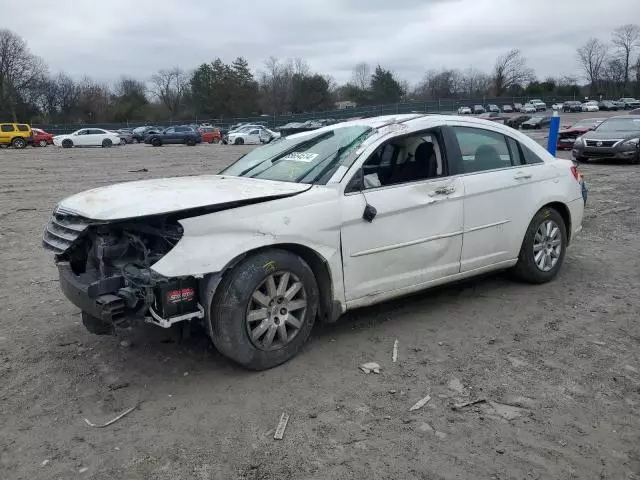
[38,140,48,147]
[186,137,196,146]
[62,139,73,148]
[11,137,26,149]
[208,249,319,370]
[511,207,567,284]
[151,137,162,147]
[102,138,113,148]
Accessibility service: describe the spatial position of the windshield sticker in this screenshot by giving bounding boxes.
[280,152,319,163]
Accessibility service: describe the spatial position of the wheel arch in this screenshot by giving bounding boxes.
[204,242,338,324]
[539,201,572,244]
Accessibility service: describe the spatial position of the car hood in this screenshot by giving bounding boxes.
[559,127,590,135]
[583,130,640,140]
[57,175,311,221]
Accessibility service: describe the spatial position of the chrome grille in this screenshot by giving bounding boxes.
[585,140,619,147]
[42,208,91,254]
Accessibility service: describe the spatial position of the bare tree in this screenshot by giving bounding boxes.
[0,29,46,121]
[492,49,535,96]
[258,57,294,113]
[576,38,608,93]
[351,63,371,91]
[612,24,640,89]
[151,67,188,118]
[56,73,79,122]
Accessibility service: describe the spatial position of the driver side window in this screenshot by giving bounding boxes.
[360,129,446,189]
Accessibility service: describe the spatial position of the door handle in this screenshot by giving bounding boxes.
[431,186,456,196]
[514,173,532,180]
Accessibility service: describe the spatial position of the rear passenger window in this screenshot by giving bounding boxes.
[17,124,29,132]
[506,137,524,165]
[1,125,15,132]
[452,127,514,173]
[520,143,544,164]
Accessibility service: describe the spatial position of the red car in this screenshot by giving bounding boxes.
[199,126,221,144]
[557,118,604,150]
[32,128,54,147]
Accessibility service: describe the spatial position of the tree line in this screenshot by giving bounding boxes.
[1,24,639,125]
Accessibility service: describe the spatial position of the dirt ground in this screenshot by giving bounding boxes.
[1,123,639,479]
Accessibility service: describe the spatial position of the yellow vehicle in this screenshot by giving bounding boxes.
[0,123,33,149]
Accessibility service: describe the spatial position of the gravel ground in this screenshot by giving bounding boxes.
[1,126,639,480]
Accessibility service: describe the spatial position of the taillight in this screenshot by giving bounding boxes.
[570,165,580,181]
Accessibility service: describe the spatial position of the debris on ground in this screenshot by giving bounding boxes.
[447,378,465,394]
[392,339,398,363]
[359,362,381,374]
[107,382,130,392]
[79,467,89,473]
[409,395,431,411]
[452,398,486,410]
[488,401,524,421]
[119,339,132,348]
[84,403,139,428]
[41,459,49,467]
[496,447,505,454]
[274,412,289,440]
[128,168,149,173]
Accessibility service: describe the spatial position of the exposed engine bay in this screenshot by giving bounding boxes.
[46,209,203,332]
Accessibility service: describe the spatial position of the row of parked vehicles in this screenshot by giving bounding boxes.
[457,100,549,115]
[458,98,640,116]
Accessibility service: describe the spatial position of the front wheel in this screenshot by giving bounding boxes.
[511,208,567,284]
[234,137,244,145]
[151,137,162,147]
[186,137,196,146]
[62,139,73,148]
[12,137,27,149]
[209,249,319,370]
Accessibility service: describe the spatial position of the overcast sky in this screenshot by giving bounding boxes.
[5,0,640,86]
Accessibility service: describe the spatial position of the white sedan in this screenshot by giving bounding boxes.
[53,128,122,148]
[227,126,280,145]
[582,101,600,112]
[457,106,472,115]
[43,114,584,370]
[523,103,537,113]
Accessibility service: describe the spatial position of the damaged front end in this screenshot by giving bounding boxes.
[43,207,202,333]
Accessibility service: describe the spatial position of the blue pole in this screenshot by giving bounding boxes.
[547,110,560,156]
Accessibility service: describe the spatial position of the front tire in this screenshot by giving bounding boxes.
[511,208,568,284]
[12,137,27,149]
[186,137,196,146]
[151,137,162,147]
[234,137,244,145]
[62,139,73,148]
[209,249,319,370]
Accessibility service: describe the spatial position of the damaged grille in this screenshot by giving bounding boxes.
[42,208,91,254]
[585,140,619,148]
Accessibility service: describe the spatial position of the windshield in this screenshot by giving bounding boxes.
[221,125,373,184]
[595,118,640,132]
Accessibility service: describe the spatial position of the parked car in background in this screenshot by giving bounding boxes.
[145,126,202,147]
[486,104,500,113]
[521,116,552,130]
[530,99,547,111]
[557,118,605,150]
[53,128,121,148]
[618,98,640,109]
[227,126,280,145]
[563,101,583,112]
[523,103,536,113]
[457,106,472,115]
[505,115,532,129]
[582,101,600,112]
[501,104,514,113]
[0,123,32,149]
[598,100,618,111]
[573,115,640,164]
[513,103,523,112]
[42,113,584,369]
[473,105,485,114]
[551,103,563,110]
[31,128,53,147]
[478,112,508,123]
[612,100,626,109]
[199,126,222,143]
[629,108,640,115]
[116,129,134,144]
[132,126,161,143]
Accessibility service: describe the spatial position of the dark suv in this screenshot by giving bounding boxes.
[144,126,202,147]
[563,101,582,112]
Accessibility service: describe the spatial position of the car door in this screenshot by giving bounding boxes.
[163,127,177,143]
[340,128,464,302]
[446,124,545,271]
[88,129,107,146]
[0,124,15,145]
[73,129,90,146]
[247,129,261,144]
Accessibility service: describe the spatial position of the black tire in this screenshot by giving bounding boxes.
[12,137,27,149]
[82,311,114,335]
[102,138,113,148]
[511,207,568,284]
[186,137,196,146]
[208,249,319,370]
[38,140,48,147]
[62,139,73,148]
[151,137,162,147]
[234,137,244,145]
